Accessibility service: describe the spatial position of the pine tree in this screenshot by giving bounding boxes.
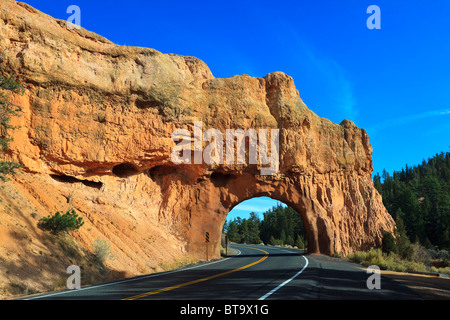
[374,151,450,250]
[279,229,286,245]
[268,235,277,246]
[381,231,398,254]
[295,234,305,249]
[394,211,413,260]
[38,208,84,234]
[223,202,307,247]
[224,219,241,243]
[286,235,295,246]
[0,54,24,181]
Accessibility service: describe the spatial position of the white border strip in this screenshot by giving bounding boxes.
[258,255,309,300]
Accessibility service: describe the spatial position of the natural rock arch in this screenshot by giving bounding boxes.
[1,0,395,263]
[151,165,392,258]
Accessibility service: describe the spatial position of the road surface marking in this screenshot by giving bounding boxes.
[258,255,309,300]
[25,254,235,300]
[122,247,269,300]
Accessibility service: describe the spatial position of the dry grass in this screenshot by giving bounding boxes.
[348,247,450,275]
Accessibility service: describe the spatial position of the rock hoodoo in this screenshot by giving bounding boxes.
[0,0,394,264]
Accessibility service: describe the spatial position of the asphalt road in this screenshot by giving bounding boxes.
[22,244,422,301]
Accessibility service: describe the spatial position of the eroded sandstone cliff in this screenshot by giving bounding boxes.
[0,0,394,296]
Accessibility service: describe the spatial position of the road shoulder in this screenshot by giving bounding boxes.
[380,270,450,300]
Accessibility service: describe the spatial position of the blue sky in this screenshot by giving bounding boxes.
[227,197,286,222]
[20,0,450,221]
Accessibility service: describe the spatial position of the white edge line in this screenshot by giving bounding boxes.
[25,250,242,300]
[258,255,309,300]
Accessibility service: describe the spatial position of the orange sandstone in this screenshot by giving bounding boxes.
[0,0,394,295]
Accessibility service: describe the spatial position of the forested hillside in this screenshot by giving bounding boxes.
[373,151,450,250]
[223,206,307,249]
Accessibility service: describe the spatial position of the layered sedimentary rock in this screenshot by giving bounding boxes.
[0,0,394,262]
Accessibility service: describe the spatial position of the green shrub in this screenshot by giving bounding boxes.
[411,242,431,265]
[348,248,382,265]
[382,231,398,254]
[92,238,113,263]
[347,245,450,275]
[431,266,450,275]
[38,209,84,234]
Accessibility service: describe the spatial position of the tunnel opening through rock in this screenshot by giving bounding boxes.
[112,163,139,178]
[210,171,236,187]
[223,196,309,252]
[50,174,103,189]
[147,165,177,180]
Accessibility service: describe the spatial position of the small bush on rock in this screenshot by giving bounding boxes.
[38,209,84,234]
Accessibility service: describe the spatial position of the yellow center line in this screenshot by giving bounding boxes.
[121,247,269,300]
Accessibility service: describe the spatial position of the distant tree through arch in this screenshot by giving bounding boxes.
[223,197,307,250]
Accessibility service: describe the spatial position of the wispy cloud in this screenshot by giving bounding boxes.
[232,204,265,213]
[367,108,450,135]
[282,29,358,122]
[304,51,358,121]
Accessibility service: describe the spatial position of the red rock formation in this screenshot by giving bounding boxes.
[0,0,394,267]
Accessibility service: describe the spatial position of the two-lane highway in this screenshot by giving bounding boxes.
[24,244,421,300]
